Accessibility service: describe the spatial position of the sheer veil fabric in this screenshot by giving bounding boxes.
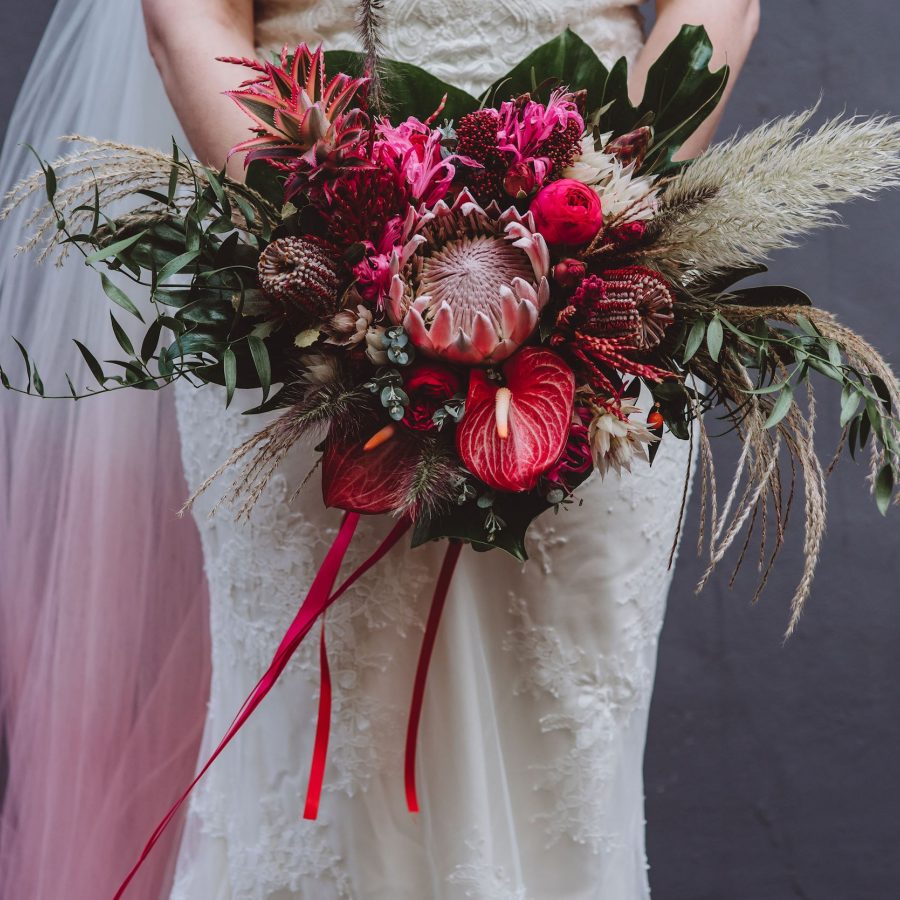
[171,3,697,900]
[0,2,209,898]
[1,2,698,899]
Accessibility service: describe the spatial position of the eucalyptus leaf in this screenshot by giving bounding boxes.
[247,335,272,401]
[706,317,724,363]
[765,387,794,429]
[156,249,201,286]
[109,313,136,357]
[875,463,894,516]
[840,386,861,427]
[84,229,148,266]
[101,273,144,321]
[73,340,107,387]
[683,319,706,363]
[727,285,812,307]
[223,346,237,408]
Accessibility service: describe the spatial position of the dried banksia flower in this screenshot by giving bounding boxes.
[257,236,344,316]
[601,267,675,350]
[562,275,642,342]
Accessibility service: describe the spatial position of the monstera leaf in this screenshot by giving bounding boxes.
[479,26,729,175]
[456,348,575,492]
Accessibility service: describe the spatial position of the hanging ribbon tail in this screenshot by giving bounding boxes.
[300,514,413,820]
[303,618,332,820]
[113,511,416,899]
[405,539,463,813]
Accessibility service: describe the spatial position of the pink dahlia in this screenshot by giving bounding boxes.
[385,190,551,365]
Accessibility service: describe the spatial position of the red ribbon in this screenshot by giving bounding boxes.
[303,618,332,820]
[404,539,463,813]
[114,512,412,898]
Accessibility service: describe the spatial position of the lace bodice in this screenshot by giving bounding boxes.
[253,0,645,96]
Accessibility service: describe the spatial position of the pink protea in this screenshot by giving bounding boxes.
[221,44,368,166]
[385,191,551,365]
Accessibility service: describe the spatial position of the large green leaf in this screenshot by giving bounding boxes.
[324,51,479,123]
[478,28,614,114]
[630,24,729,173]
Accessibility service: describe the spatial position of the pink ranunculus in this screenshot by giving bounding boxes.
[530,178,603,247]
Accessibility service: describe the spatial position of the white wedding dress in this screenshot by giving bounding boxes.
[172,3,697,898]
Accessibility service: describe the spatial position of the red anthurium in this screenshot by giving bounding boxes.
[456,348,575,492]
[322,424,420,514]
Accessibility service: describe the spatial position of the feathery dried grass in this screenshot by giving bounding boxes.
[182,376,370,520]
[681,301,898,635]
[0,136,276,264]
[652,108,900,280]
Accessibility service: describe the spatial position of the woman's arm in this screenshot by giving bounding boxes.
[142,0,256,178]
[629,0,760,158]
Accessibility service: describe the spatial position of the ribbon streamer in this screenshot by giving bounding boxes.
[404,539,463,813]
[114,512,412,898]
[303,618,332,820]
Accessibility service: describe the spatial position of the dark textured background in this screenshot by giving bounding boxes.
[2,2,898,898]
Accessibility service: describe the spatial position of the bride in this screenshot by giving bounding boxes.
[0,1,758,898]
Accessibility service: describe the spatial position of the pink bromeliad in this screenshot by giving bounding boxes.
[220,44,368,167]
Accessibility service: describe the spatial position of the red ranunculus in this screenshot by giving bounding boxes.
[402,362,463,431]
[530,178,603,247]
[552,258,587,290]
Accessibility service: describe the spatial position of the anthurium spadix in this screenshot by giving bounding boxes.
[456,348,575,492]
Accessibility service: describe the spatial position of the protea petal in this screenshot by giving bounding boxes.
[471,312,500,357]
[429,302,455,350]
[403,306,433,351]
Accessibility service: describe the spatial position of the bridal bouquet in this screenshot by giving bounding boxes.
[4,25,900,893]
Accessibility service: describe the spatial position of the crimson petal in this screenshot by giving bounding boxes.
[322,426,420,514]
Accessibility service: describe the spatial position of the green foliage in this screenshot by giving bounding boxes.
[324,50,479,123]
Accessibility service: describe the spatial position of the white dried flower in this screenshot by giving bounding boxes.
[327,303,373,346]
[365,325,389,365]
[588,402,658,478]
[564,135,659,223]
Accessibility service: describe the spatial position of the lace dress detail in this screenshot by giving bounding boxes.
[253,0,645,95]
[171,4,695,899]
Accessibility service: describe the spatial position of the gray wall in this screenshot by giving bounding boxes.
[2,2,898,898]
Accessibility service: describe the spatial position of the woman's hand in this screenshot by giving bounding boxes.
[630,0,760,159]
[142,0,256,179]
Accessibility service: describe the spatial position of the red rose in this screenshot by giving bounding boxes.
[530,178,603,246]
[401,362,463,432]
[609,220,647,246]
